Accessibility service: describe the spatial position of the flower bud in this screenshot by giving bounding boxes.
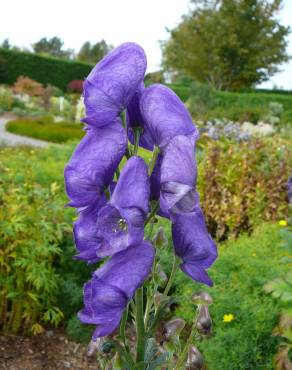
[192,291,213,305]
[87,338,106,356]
[152,226,168,248]
[163,318,186,340]
[196,305,212,335]
[186,346,204,369]
[156,264,168,285]
[154,292,169,308]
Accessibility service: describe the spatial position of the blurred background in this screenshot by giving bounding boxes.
[0,1,292,369]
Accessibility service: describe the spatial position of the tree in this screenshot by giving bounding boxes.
[77,40,112,63]
[32,37,74,59]
[162,0,290,91]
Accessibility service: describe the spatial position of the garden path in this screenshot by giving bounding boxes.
[0,116,49,147]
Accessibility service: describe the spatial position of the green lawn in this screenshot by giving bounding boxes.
[6,116,84,143]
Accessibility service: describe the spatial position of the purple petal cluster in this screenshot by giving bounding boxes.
[64,42,217,339]
[288,175,292,204]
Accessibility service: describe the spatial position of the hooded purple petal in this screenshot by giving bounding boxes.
[78,242,155,338]
[140,84,199,149]
[64,121,127,209]
[83,42,147,127]
[161,135,199,214]
[287,174,292,204]
[73,196,107,263]
[96,156,150,257]
[126,83,154,150]
[172,207,217,286]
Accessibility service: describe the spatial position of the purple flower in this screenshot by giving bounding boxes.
[160,135,199,215]
[64,121,127,209]
[83,42,147,127]
[126,83,154,150]
[95,156,150,257]
[140,84,198,149]
[287,174,292,204]
[73,196,106,263]
[78,242,155,339]
[172,207,217,286]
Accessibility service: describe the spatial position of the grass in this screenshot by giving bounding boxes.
[165,223,289,370]
[6,116,84,143]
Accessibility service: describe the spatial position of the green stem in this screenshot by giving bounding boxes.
[148,256,180,334]
[148,146,159,176]
[135,287,145,364]
[144,202,159,226]
[174,310,199,370]
[133,129,141,156]
[163,256,180,297]
[119,304,129,343]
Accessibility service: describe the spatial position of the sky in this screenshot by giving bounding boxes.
[1,0,292,89]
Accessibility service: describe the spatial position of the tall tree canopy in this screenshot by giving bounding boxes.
[32,37,74,59]
[77,40,113,64]
[162,0,290,91]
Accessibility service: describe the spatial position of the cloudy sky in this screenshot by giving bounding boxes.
[2,0,292,89]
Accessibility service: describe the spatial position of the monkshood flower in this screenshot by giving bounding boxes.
[160,135,199,215]
[95,156,150,257]
[83,42,147,127]
[73,196,106,263]
[78,242,155,339]
[287,174,292,204]
[172,207,217,286]
[64,121,127,209]
[126,82,154,150]
[140,84,198,149]
[73,157,149,262]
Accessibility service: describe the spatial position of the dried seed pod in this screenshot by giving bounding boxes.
[196,305,212,335]
[163,318,186,340]
[192,291,213,305]
[186,346,204,369]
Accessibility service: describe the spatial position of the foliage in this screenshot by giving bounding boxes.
[77,40,112,64]
[12,76,44,96]
[0,48,92,90]
[67,80,83,93]
[0,145,74,335]
[197,137,292,239]
[162,0,290,91]
[171,223,290,370]
[264,218,292,369]
[32,36,74,59]
[6,116,84,143]
[0,86,26,113]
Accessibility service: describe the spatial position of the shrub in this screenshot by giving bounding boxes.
[0,145,74,335]
[6,116,84,143]
[67,80,83,93]
[197,137,292,239]
[0,48,92,90]
[12,76,44,96]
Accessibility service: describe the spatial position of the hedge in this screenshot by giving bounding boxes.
[0,48,93,90]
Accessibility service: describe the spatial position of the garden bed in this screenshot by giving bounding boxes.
[0,330,97,370]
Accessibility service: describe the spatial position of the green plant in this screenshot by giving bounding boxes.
[6,117,84,143]
[0,48,92,90]
[0,145,74,335]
